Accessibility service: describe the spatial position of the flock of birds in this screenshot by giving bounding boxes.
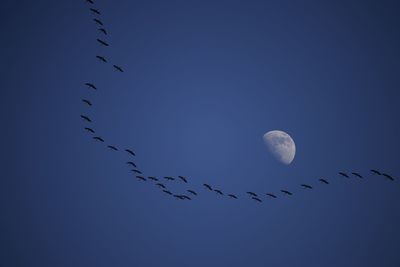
[79,0,396,204]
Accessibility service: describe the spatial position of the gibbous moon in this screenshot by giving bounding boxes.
[263,130,296,165]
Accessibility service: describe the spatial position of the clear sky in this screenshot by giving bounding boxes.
[1,0,400,266]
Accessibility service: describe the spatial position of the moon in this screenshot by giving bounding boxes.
[263,130,296,165]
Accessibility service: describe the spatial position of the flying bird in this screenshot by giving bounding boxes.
[187,190,197,196]
[98,28,107,35]
[301,184,313,189]
[281,190,293,196]
[266,193,277,198]
[84,83,97,90]
[84,127,95,133]
[247,192,258,197]
[382,173,394,181]
[371,169,382,175]
[252,197,262,203]
[97,38,109,46]
[228,194,238,199]
[113,65,124,72]
[93,18,103,26]
[126,161,137,167]
[178,176,188,183]
[148,176,158,181]
[131,169,142,174]
[82,99,92,106]
[319,178,329,184]
[339,172,349,178]
[164,176,175,181]
[203,184,212,191]
[156,183,166,189]
[136,176,146,181]
[163,190,172,195]
[181,195,191,200]
[90,8,100,15]
[351,172,363,178]
[214,189,223,195]
[93,136,104,142]
[96,55,107,63]
[125,149,135,156]
[86,0,94,4]
[80,115,91,122]
[107,145,118,151]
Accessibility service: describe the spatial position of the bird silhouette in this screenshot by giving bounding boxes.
[86,0,94,4]
[93,18,103,26]
[214,189,223,195]
[281,190,293,196]
[266,193,277,198]
[319,178,329,184]
[178,176,188,183]
[187,190,197,196]
[148,176,158,181]
[131,169,142,174]
[164,176,175,181]
[228,194,238,199]
[382,173,394,181]
[97,38,109,46]
[84,127,95,133]
[113,65,124,72]
[351,172,363,178]
[82,99,92,106]
[247,192,258,197]
[181,195,191,200]
[98,28,107,35]
[156,183,166,189]
[126,161,137,167]
[125,149,135,156]
[371,169,381,175]
[252,197,262,203]
[107,145,118,151]
[163,190,172,195]
[136,176,146,181]
[301,184,313,189]
[90,8,100,15]
[96,55,107,63]
[80,115,91,122]
[203,184,212,191]
[93,136,104,142]
[339,172,349,178]
[84,82,97,90]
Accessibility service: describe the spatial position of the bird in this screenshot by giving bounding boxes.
[247,192,258,197]
[98,28,107,35]
[126,161,137,167]
[90,8,100,15]
[113,65,124,72]
[148,176,158,181]
[93,18,103,26]
[382,173,394,181]
[156,183,166,189]
[371,169,382,175]
[96,55,107,63]
[281,190,293,196]
[80,115,91,122]
[187,190,197,196]
[97,38,109,46]
[84,83,97,90]
[228,194,238,199]
[131,169,142,174]
[84,127,95,133]
[164,176,175,181]
[162,190,172,195]
[319,178,329,184]
[339,172,349,178]
[178,176,188,183]
[107,145,118,151]
[301,184,313,189]
[173,195,185,200]
[136,176,146,181]
[181,195,191,200]
[252,197,262,203]
[82,99,92,106]
[86,0,94,4]
[214,189,223,195]
[93,136,104,142]
[203,184,212,191]
[351,172,363,179]
[266,193,277,198]
[125,149,135,156]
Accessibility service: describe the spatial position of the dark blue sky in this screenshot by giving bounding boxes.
[1,0,400,266]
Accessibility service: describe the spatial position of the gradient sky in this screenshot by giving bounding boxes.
[1,0,400,266]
